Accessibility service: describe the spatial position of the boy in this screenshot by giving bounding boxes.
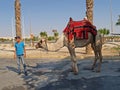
[14,36,28,76]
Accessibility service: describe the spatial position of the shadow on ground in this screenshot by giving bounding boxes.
[23,59,71,90]
[5,57,120,90]
[40,76,120,90]
[6,66,18,73]
[29,59,120,90]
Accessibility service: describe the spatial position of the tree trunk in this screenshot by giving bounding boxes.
[86,0,94,54]
[15,0,22,38]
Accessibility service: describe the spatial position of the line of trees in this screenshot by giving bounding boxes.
[0,38,11,42]
[40,30,59,41]
[40,31,48,38]
[98,28,110,37]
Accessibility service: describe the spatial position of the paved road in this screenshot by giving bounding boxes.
[1,58,120,90]
[40,76,120,90]
[35,60,120,90]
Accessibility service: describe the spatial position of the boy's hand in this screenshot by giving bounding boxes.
[14,50,16,59]
[14,54,16,59]
[24,48,26,58]
[24,53,26,58]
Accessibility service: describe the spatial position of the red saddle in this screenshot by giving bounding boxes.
[63,19,97,40]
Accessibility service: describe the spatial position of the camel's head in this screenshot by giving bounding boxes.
[35,39,47,50]
[35,41,42,49]
[38,39,48,51]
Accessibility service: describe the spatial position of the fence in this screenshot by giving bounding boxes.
[103,36,120,42]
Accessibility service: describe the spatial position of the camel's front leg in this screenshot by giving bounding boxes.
[91,53,98,70]
[68,47,78,75]
[97,50,102,72]
[91,44,98,70]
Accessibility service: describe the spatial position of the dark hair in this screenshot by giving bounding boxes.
[15,36,21,39]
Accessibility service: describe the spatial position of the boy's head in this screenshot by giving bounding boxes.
[15,36,21,42]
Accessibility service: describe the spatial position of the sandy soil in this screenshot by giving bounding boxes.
[0,42,120,59]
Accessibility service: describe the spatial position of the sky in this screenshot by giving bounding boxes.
[0,0,120,37]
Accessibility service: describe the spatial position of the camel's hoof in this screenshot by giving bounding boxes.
[70,69,74,72]
[91,67,94,70]
[74,72,78,75]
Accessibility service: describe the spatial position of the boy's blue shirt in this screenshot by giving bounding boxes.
[15,41,25,56]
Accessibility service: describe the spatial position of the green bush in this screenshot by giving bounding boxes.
[48,36,55,41]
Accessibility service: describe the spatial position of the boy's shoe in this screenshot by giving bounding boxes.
[24,71,28,76]
[18,72,21,75]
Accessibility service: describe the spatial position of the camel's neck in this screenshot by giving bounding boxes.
[47,34,64,51]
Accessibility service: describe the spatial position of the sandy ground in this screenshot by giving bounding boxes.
[0,42,120,59]
[0,42,120,90]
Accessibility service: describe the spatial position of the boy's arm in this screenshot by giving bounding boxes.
[24,47,26,58]
[14,49,16,59]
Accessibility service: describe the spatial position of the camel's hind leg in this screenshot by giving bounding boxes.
[97,49,102,72]
[92,44,102,72]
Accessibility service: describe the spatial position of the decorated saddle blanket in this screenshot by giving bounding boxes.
[63,20,97,40]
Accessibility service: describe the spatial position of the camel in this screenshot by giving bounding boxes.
[37,20,102,75]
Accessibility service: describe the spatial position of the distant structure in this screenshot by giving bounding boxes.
[15,0,22,38]
[111,33,120,35]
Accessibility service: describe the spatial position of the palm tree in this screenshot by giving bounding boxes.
[15,0,22,38]
[86,0,94,54]
[86,0,94,24]
[98,28,110,43]
[54,32,59,40]
[98,28,110,36]
[40,31,48,38]
[52,29,59,40]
